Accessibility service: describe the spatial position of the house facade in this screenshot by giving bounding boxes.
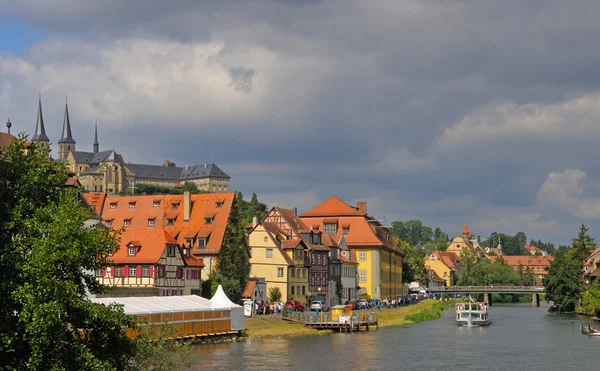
[446,224,488,259]
[489,256,554,286]
[96,229,204,296]
[424,250,460,287]
[300,197,403,300]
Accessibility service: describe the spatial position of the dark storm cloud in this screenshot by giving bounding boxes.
[3,0,600,243]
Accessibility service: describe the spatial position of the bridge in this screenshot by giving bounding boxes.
[428,286,545,306]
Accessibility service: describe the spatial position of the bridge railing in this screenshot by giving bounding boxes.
[429,285,544,292]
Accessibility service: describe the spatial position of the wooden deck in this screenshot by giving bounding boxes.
[283,311,379,332]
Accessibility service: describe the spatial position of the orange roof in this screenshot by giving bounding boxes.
[0,132,15,149]
[111,229,177,264]
[181,248,205,267]
[525,244,542,253]
[97,193,234,255]
[83,192,107,215]
[242,279,257,298]
[282,239,302,249]
[425,250,460,269]
[300,196,364,217]
[463,224,470,235]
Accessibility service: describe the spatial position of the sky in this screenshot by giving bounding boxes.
[1,0,600,246]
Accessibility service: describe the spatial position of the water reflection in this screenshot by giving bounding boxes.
[191,303,600,371]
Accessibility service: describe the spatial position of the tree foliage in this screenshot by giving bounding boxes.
[543,251,583,313]
[217,192,250,303]
[582,279,600,316]
[236,191,268,226]
[122,181,208,196]
[268,287,282,303]
[396,240,429,288]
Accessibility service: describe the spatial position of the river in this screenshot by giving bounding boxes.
[192,303,600,370]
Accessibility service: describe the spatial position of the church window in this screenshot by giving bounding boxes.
[108,166,113,182]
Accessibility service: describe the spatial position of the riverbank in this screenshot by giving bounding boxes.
[243,299,455,338]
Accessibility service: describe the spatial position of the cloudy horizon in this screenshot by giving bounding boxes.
[2,0,600,245]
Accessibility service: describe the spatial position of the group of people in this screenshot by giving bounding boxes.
[255,301,284,315]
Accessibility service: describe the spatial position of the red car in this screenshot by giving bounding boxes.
[285,300,305,312]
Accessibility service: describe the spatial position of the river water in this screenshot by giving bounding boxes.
[192,303,600,371]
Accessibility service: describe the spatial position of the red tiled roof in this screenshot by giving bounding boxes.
[300,196,363,217]
[111,229,177,264]
[489,255,553,270]
[282,240,302,249]
[242,279,257,298]
[0,132,15,149]
[82,192,107,215]
[425,250,460,269]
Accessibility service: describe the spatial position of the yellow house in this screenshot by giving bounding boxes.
[446,224,488,259]
[248,223,292,301]
[300,197,403,300]
[424,250,460,287]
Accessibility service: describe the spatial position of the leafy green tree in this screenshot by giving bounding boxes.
[201,273,219,299]
[268,287,282,303]
[180,181,200,194]
[0,137,139,370]
[243,192,268,226]
[397,240,429,288]
[543,252,583,313]
[217,192,250,303]
[457,248,479,285]
[582,279,600,315]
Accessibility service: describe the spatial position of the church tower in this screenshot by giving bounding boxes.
[32,95,50,153]
[93,122,99,153]
[58,99,76,160]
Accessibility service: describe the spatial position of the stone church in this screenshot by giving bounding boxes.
[28,97,230,194]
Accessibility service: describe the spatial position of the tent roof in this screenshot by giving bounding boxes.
[211,285,240,308]
[90,295,228,316]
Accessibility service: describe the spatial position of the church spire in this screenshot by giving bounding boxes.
[93,121,99,153]
[32,94,49,142]
[58,99,75,144]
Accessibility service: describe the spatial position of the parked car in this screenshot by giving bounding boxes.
[346,300,359,309]
[286,300,305,312]
[310,301,330,312]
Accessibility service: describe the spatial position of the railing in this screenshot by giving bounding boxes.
[429,285,545,293]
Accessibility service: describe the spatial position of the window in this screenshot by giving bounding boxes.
[317,254,321,265]
[291,286,295,295]
[185,238,193,246]
[324,223,337,235]
[197,239,206,249]
[322,255,327,265]
[148,219,155,227]
[277,267,284,277]
[142,266,150,277]
[292,269,296,278]
[95,269,103,277]
[129,266,137,277]
[167,218,175,226]
[303,269,306,278]
[153,201,160,207]
[115,267,123,277]
[264,236,268,242]
[124,219,131,228]
[100,186,103,192]
[128,246,136,256]
[129,202,135,208]
[302,286,306,295]
[359,252,367,262]
[94,185,97,191]
[342,227,349,235]
[110,203,117,209]
[266,249,273,258]
[443,272,447,277]
[157,266,165,278]
[204,217,213,225]
[359,269,367,283]
[167,245,176,257]
[216,202,223,208]
[105,221,112,227]
[171,203,179,210]
[176,267,183,279]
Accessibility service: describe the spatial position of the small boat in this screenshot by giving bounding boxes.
[581,324,600,336]
[455,297,491,326]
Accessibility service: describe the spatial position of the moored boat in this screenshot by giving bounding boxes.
[581,324,600,336]
[455,297,490,326]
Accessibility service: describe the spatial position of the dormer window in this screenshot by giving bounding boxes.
[110,203,117,209]
[128,245,136,256]
[153,201,160,207]
[148,218,155,227]
[216,202,223,208]
[124,219,131,228]
[204,217,213,225]
[342,227,349,235]
[185,238,193,245]
[171,203,179,210]
[197,238,206,249]
[105,220,112,227]
[324,222,337,236]
[129,202,135,208]
[167,218,175,226]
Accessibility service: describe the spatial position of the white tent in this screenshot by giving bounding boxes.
[211,285,244,330]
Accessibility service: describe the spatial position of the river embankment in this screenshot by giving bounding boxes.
[243,299,455,338]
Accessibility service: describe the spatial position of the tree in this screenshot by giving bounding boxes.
[0,137,139,369]
[397,240,428,288]
[457,248,480,286]
[335,279,344,305]
[180,181,200,194]
[582,279,600,315]
[244,192,268,226]
[217,192,250,303]
[543,252,583,313]
[568,224,595,264]
[268,287,282,303]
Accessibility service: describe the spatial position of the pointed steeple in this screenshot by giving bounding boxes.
[58,99,75,144]
[32,94,49,142]
[93,121,99,153]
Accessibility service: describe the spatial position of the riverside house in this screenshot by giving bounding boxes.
[424,250,460,287]
[299,197,403,300]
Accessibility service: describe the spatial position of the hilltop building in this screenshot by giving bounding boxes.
[23,97,230,194]
[446,224,488,259]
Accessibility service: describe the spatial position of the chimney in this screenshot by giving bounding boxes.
[293,207,298,216]
[253,216,258,228]
[183,191,191,222]
[204,161,207,168]
[186,164,188,171]
[356,201,367,215]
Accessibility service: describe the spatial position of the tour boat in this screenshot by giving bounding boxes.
[455,297,491,326]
